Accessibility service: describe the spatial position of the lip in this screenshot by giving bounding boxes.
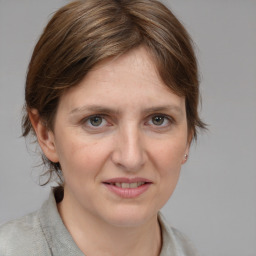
[102,177,152,199]
[103,177,152,183]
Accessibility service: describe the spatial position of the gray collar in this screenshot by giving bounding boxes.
[38,190,187,256]
[39,191,84,255]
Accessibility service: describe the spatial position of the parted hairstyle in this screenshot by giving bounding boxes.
[22,0,206,185]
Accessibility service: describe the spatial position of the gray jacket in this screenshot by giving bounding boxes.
[0,191,198,256]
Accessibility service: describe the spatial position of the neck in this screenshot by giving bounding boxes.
[57,191,162,256]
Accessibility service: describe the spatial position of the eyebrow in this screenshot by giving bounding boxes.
[69,105,120,115]
[141,105,183,115]
[69,104,183,116]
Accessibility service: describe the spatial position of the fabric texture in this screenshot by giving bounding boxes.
[0,191,198,256]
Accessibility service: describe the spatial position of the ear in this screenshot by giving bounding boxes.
[29,109,59,163]
[181,131,193,164]
[181,143,190,165]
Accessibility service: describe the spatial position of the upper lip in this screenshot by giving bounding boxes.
[103,177,152,184]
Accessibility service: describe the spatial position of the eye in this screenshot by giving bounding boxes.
[89,116,103,126]
[151,116,165,126]
[147,115,172,127]
[82,115,108,128]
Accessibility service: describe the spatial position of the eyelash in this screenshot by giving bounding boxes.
[146,114,174,128]
[81,115,109,128]
[81,114,174,130]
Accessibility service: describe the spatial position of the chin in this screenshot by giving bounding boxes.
[101,206,158,228]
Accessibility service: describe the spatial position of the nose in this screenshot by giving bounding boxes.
[111,125,146,172]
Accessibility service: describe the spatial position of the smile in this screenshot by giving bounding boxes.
[107,182,146,188]
[103,178,152,198]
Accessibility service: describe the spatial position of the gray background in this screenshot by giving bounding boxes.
[0,1,255,256]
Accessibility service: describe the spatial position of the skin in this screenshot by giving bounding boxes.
[30,46,190,256]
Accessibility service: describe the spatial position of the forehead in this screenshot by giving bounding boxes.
[85,46,161,91]
[58,46,185,113]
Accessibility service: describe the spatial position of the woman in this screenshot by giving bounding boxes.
[0,0,206,255]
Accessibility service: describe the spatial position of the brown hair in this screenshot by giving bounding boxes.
[22,0,206,185]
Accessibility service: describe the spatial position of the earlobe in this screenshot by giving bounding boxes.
[29,109,59,163]
[181,152,189,164]
[181,130,193,164]
[181,153,189,164]
[181,142,190,165]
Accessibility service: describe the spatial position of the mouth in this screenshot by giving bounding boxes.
[103,181,148,188]
[102,178,152,198]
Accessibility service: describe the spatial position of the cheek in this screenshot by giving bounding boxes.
[152,139,186,186]
[55,136,110,182]
[151,141,186,206]
[152,139,187,172]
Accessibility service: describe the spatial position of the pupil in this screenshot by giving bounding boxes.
[90,116,102,126]
[153,116,164,125]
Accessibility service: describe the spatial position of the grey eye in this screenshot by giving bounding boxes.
[152,116,165,126]
[89,116,103,126]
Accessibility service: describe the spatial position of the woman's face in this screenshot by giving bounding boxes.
[43,46,190,227]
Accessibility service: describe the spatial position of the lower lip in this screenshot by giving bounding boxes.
[103,183,151,198]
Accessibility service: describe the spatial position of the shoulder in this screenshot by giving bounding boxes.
[170,227,199,256]
[158,213,199,256]
[0,211,50,256]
